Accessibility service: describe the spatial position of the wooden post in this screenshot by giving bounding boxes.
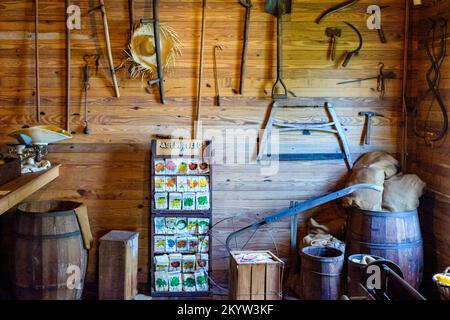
[66,0,71,132]
[35,0,40,123]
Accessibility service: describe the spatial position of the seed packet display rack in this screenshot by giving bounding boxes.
[149,139,212,297]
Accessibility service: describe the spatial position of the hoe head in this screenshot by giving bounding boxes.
[265,0,292,16]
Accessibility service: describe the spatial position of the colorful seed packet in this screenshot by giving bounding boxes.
[188,236,199,252]
[154,235,166,253]
[186,177,199,192]
[176,159,188,175]
[183,193,196,211]
[197,218,210,235]
[183,273,196,292]
[154,254,169,272]
[165,236,177,253]
[176,217,187,233]
[198,236,209,253]
[169,193,182,210]
[154,160,165,174]
[176,237,189,252]
[154,271,169,292]
[168,253,182,272]
[198,176,209,192]
[168,271,182,292]
[154,192,168,210]
[154,176,166,192]
[198,160,210,174]
[196,192,210,210]
[196,253,209,271]
[182,254,196,273]
[154,217,166,234]
[165,159,177,175]
[177,176,188,192]
[187,160,199,175]
[165,176,177,192]
[194,269,209,291]
[187,218,198,235]
[165,217,177,234]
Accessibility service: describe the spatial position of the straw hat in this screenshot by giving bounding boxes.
[126,22,182,80]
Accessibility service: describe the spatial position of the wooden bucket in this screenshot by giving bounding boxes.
[300,246,344,300]
[346,253,383,297]
[12,201,87,300]
[346,207,423,289]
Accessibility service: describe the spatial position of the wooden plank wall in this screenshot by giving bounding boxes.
[407,0,450,298]
[0,0,406,293]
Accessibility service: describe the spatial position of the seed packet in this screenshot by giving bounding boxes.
[165,217,177,234]
[198,160,210,174]
[198,176,209,192]
[196,253,209,271]
[154,176,166,192]
[154,254,169,272]
[165,176,177,192]
[182,254,196,273]
[154,217,166,234]
[154,192,168,210]
[188,236,199,252]
[176,237,188,252]
[187,218,198,235]
[154,160,165,174]
[154,235,166,253]
[183,273,196,292]
[166,236,177,253]
[194,269,209,291]
[176,159,188,175]
[186,177,199,192]
[168,253,182,272]
[154,271,169,292]
[177,176,188,192]
[197,218,210,235]
[183,193,196,211]
[176,217,187,233]
[168,271,182,292]
[165,159,177,175]
[198,236,209,253]
[196,192,210,210]
[169,193,182,210]
[187,160,198,174]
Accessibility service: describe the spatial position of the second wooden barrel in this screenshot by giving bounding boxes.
[13,201,88,300]
[346,207,423,289]
[300,246,345,300]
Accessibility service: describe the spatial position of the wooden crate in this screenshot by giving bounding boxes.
[229,251,284,300]
[99,231,139,300]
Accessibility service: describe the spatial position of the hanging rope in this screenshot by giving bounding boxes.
[412,17,448,145]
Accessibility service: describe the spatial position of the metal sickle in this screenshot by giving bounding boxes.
[316,0,359,24]
[342,21,363,68]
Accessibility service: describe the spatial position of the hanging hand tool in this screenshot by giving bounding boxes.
[82,55,100,135]
[194,0,207,139]
[341,21,363,68]
[66,0,72,131]
[128,0,135,39]
[89,0,120,98]
[359,111,384,145]
[34,0,41,123]
[143,0,165,104]
[213,45,223,107]
[238,0,252,95]
[265,0,292,100]
[316,0,359,24]
[326,27,341,61]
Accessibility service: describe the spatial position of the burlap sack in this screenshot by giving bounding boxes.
[307,217,346,239]
[382,173,426,212]
[342,167,385,211]
[301,233,345,252]
[353,151,399,179]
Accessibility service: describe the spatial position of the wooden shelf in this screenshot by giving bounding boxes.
[0,164,60,215]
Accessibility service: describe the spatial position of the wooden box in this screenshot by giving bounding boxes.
[0,158,21,186]
[229,251,284,300]
[99,231,139,300]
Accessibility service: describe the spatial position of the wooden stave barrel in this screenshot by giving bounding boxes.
[346,254,383,297]
[300,246,345,300]
[346,207,424,289]
[13,201,87,300]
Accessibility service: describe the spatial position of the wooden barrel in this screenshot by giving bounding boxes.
[300,246,344,300]
[346,207,423,289]
[346,254,383,297]
[13,201,87,300]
